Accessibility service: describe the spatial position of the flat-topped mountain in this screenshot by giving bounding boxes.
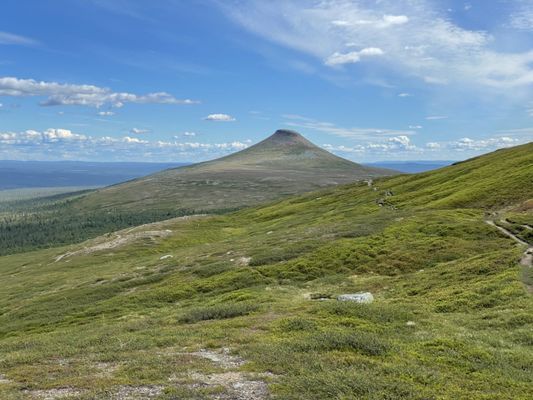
[72,130,396,212]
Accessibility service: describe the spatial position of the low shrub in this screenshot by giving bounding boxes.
[178,302,259,323]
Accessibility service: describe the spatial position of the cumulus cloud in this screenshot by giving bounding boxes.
[323,135,419,155]
[183,131,197,136]
[204,113,236,122]
[325,47,383,66]
[447,136,518,151]
[130,128,149,135]
[0,128,251,161]
[322,134,524,160]
[0,129,86,144]
[220,0,533,89]
[97,111,115,116]
[122,136,148,144]
[0,31,37,46]
[0,77,200,108]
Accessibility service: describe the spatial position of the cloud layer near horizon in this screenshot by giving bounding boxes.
[0,129,250,162]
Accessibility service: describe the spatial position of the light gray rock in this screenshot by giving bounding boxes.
[337,292,374,303]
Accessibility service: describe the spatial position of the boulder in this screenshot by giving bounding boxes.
[337,292,374,303]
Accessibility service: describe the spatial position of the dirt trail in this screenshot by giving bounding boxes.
[486,220,529,246]
[486,219,532,289]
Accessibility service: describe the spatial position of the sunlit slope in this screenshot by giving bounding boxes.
[71,130,395,212]
[0,142,531,399]
[379,142,533,209]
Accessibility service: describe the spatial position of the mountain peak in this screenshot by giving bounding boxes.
[272,129,302,138]
[259,129,316,149]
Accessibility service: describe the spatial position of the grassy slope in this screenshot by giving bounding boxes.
[0,143,531,399]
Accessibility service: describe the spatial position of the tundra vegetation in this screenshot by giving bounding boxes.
[0,142,531,399]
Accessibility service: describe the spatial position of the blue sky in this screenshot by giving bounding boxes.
[0,0,532,162]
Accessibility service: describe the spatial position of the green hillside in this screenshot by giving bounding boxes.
[0,142,531,399]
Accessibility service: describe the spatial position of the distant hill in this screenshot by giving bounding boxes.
[0,161,187,190]
[363,160,454,173]
[72,129,397,212]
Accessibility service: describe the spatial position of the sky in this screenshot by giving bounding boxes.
[0,0,532,162]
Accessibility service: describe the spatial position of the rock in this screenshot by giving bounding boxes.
[160,255,173,260]
[337,292,374,303]
[406,321,416,327]
[236,257,252,266]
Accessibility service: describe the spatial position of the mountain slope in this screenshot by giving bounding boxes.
[0,142,531,399]
[0,130,395,256]
[72,129,395,212]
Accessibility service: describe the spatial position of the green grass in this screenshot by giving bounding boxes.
[0,142,531,399]
[179,302,260,323]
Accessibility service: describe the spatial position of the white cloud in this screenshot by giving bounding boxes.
[0,128,251,161]
[387,135,416,150]
[0,31,37,46]
[220,0,533,89]
[283,114,415,139]
[425,115,448,120]
[183,131,196,136]
[123,136,148,144]
[0,77,200,108]
[0,129,86,144]
[382,15,409,26]
[447,136,519,151]
[324,135,419,155]
[409,125,423,129]
[325,47,384,66]
[332,14,408,29]
[510,3,533,30]
[130,128,149,135]
[204,113,236,122]
[322,134,525,160]
[398,93,412,97]
[98,111,115,116]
